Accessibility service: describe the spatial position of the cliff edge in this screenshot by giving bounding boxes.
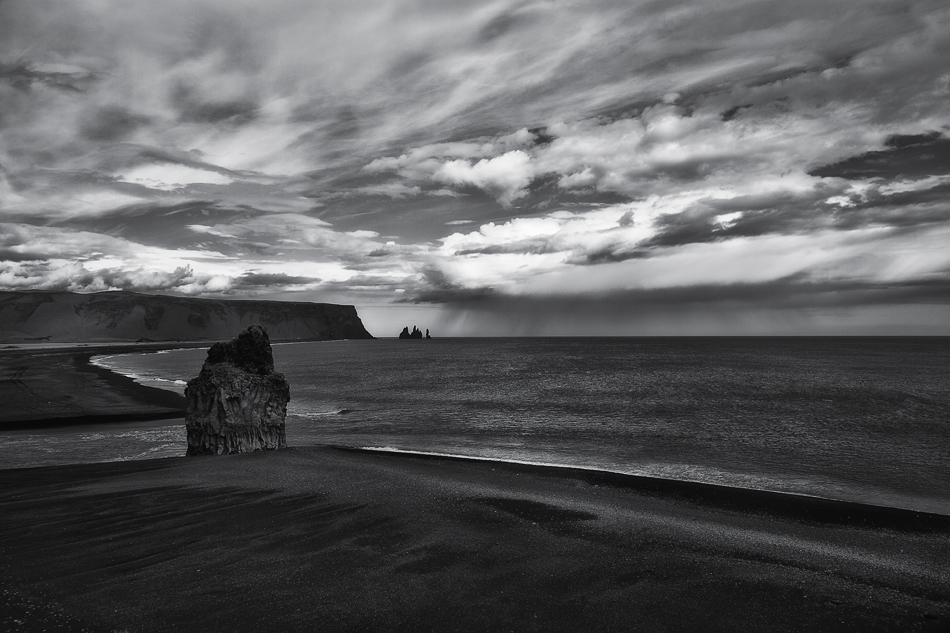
[0,290,374,342]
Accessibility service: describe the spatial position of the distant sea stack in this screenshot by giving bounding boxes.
[0,290,374,342]
[185,324,289,456]
[398,326,431,339]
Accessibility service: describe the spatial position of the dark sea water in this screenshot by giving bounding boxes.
[4,338,950,515]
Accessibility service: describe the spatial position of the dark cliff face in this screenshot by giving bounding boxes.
[0,290,374,342]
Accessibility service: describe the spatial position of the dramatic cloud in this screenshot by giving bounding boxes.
[1,0,949,333]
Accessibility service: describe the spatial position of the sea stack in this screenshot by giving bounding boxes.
[398,325,425,339]
[185,324,290,455]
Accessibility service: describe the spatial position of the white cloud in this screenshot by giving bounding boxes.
[119,164,233,190]
[433,150,533,206]
[346,230,380,239]
[187,224,238,238]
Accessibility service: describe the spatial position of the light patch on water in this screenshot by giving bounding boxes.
[0,424,187,470]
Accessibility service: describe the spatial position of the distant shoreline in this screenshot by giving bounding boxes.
[0,342,195,430]
[0,338,374,430]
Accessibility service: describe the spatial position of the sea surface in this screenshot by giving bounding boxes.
[4,337,950,515]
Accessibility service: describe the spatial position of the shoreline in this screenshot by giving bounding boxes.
[0,338,371,429]
[0,343,196,430]
[3,341,947,519]
[1,446,947,632]
[342,446,950,527]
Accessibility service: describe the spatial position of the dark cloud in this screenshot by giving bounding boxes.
[528,127,556,147]
[412,271,950,317]
[234,272,319,288]
[641,179,950,251]
[80,106,150,142]
[862,182,950,208]
[809,132,950,180]
[326,107,360,140]
[172,83,258,125]
[640,191,828,249]
[401,268,496,304]
[0,60,97,93]
[573,246,650,265]
[720,104,752,122]
[833,191,950,231]
[477,10,528,43]
[422,276,950,335]
[0,249,46,263]
[516,174,630,210]
[454,240,558,257]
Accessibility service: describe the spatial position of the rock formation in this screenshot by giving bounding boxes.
[398,325,424,339]
[185,324,290,455]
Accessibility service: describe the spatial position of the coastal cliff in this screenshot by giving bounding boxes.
[0,290,374,342]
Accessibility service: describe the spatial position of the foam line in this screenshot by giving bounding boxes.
[334,445,950,530]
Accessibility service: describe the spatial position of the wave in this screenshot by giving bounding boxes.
[90,349,196,392]
[291,409,356,418]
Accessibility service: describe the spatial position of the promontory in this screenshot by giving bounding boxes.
[0,290,374,342]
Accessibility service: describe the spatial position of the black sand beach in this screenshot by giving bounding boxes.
[0,345,188,429]
[1,447,949,633]
[0,349,948,632]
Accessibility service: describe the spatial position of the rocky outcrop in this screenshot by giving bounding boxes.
[0,290,374,342]
[399,325,424,339]
[185,324,290,456]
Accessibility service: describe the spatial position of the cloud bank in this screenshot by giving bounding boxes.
[1,0,949,333]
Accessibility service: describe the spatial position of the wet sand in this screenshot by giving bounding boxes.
[0,344,189,429]
[0,447,948,633]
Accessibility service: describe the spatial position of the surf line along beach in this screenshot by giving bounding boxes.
[0,339,948,632]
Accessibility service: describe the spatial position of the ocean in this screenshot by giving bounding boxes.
[4,337,950,515]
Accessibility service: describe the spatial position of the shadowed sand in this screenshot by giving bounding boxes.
[0,344,189,429]
[1,447,948,633]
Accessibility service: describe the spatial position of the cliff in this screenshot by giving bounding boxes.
[185,324,289,455]
[0,290,374,343]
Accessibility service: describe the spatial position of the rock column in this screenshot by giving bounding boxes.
[185,324,290,455]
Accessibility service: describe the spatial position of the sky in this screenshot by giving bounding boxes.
[1,0,949,336]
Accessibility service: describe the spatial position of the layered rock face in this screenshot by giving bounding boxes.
[185,324,290,456]
[0,290,374,342]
